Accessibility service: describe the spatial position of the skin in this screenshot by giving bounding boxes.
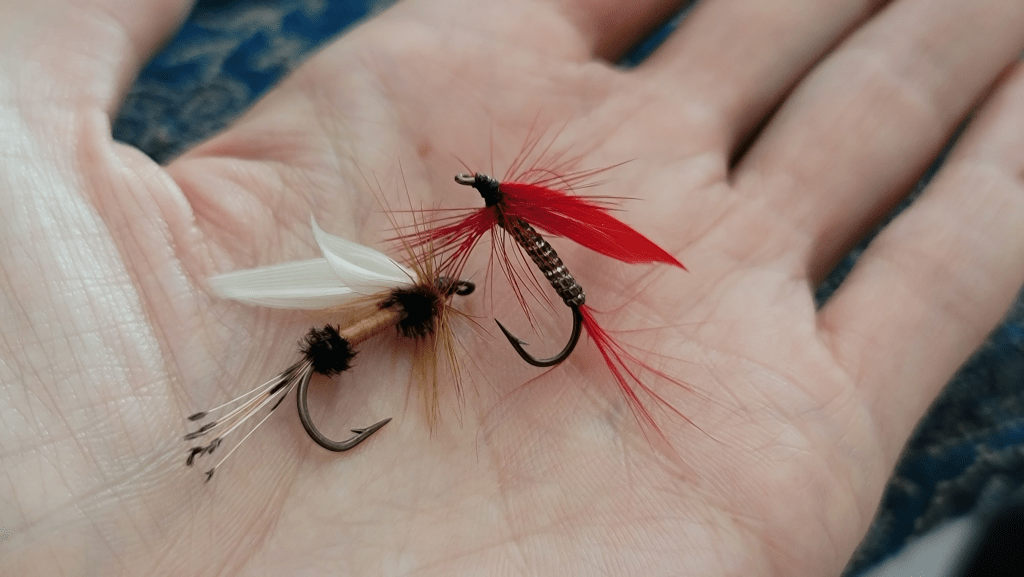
[2,0,1024,574]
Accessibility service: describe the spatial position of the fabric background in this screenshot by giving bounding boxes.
[112,1,1024,574]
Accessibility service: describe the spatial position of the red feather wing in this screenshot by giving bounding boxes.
[499,182,685,269]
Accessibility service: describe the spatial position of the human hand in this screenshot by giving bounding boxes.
[3,0,1024,575]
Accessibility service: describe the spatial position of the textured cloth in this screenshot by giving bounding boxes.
[112,2,1024,574]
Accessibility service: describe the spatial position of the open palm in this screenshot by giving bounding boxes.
[4,0,1024,575]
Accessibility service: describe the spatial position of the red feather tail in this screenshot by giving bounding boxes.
[578,305,698,443]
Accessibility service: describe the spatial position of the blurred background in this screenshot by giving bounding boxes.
[113,1,1024,574]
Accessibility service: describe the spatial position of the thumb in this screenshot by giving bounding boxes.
[5,0,193,116]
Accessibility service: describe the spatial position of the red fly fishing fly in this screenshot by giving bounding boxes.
[408,168,685,282]
[185,217,473,481]
[396,128,682,328]
[401,144,695,441]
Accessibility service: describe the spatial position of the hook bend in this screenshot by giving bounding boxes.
[495,305,583,368]
[296,369,391,452]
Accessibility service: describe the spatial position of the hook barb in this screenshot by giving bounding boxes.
[296,369,391,452]
[495,305,583,368]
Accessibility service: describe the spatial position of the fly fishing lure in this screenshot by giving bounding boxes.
[406,165,685,363]
[410,169,684,277]
[404,151,693,438]
[185,218,473,481]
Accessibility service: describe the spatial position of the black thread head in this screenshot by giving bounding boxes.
[301,325,355,376]
[381,284,445,339]
[455,172,502,207]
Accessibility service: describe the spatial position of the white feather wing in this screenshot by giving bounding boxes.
[311,217,414,294]
[208,259,365,309]
[208,219,414,309]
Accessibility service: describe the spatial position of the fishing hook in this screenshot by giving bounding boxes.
[295,368,391,452]
[457,178,586,368]
[494,304,583,367]
[292,280,470,451]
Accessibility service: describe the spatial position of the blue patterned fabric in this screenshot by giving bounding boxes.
[114,0,392,162]
[113,2,1024,574]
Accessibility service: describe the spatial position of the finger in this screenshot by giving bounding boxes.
[558,0,689,61]
[637,0,888,147]
[10,0,193,115]
[395,0,688,64]
[819,61,1024,462]
[736,0,1024,278]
